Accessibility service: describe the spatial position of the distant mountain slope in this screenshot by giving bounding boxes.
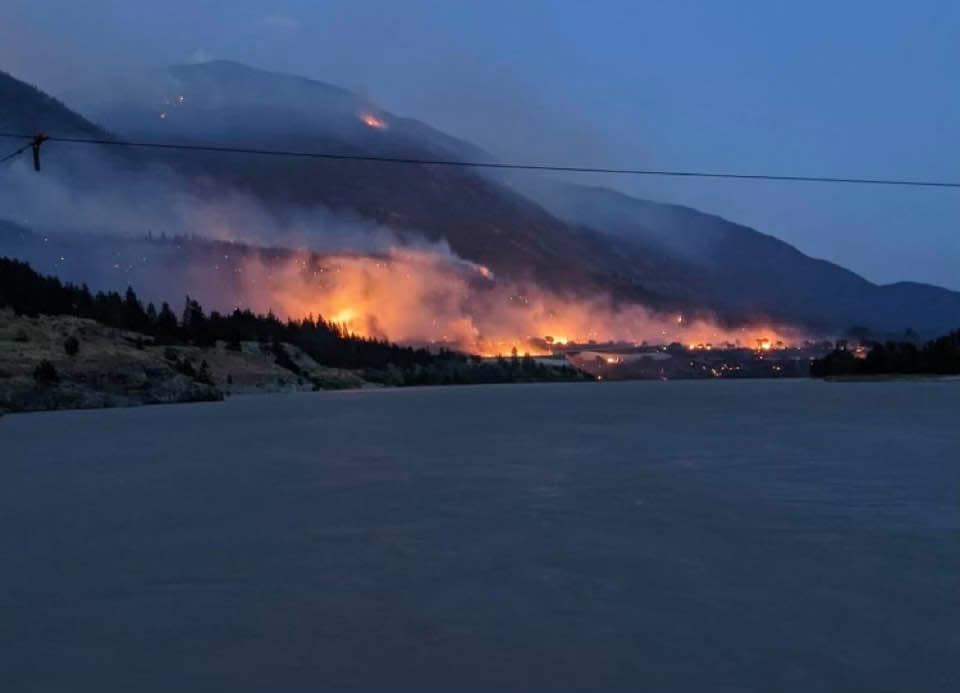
[100,60,490,162]
[0,69,109,138]
[4,62,959,336]
[0,69,122,180]
[88,61,675,307]
[518,181,960,335]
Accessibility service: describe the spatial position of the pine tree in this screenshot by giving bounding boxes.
[122,286,149,332]
[156,302,179,341]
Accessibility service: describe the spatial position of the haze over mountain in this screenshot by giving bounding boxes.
[518,179,960,336]
[2,63,959,337]
[71,62,681,309]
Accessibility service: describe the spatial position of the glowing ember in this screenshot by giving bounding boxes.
[359,112,388,129]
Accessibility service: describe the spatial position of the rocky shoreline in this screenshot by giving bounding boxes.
[0,309,369,414]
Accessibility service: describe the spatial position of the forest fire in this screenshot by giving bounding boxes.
[329,307,357,327]
[359,112,388,129]
[230,246,805,357]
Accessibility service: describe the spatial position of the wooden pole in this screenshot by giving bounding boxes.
[31,133,49,171]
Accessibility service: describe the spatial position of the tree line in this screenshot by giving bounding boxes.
[0,257,585,385]
[810,333,960,377]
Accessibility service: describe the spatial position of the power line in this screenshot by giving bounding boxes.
[1,131,958,189]
[0,142,32,165]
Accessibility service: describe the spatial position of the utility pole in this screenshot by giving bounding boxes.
[31,133,49,171]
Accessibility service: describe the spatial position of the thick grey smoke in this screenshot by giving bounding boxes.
[0,147,803,352]
[0,150,405,254]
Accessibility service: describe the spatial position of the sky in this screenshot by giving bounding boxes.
[2,0,959,288]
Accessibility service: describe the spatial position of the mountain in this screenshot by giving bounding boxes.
[3,62,959,336]
[0,69,109,138]
[0,69,123,181]
[515,180,960,336]
[98,60,490,162]
[82,61,674,307]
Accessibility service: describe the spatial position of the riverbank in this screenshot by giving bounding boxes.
[0,257,589,414]
[824,373,960,383]
[0,308,367,413]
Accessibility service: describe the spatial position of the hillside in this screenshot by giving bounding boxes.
[100,60,490,162]
[0,307,371,413]
[3,62,958,335]
[83,61,682,309]
[518,181,960,336]
[0,69,122,178]
[0,69,109,138]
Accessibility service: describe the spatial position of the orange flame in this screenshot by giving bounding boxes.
[228,246,805,356]
[359,112,388,129]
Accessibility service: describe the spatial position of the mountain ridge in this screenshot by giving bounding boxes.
[2,63,958,336]
[515,178,960,335]
[0,69,109,138]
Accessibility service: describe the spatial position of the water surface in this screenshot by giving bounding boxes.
[2,380,958,691]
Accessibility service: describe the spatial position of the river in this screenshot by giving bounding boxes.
[2,380,958,691]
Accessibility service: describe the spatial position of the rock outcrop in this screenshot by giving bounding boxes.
[0,309,367,413]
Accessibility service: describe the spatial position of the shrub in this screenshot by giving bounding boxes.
[174,358,197,379]
[33,360,60,385]
[271,339,303,376]
[196,360,214,385]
